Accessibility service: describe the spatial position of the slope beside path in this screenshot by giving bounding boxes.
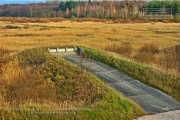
[51,52,180,114]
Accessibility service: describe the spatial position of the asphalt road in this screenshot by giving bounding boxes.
[52,53,180,114]
[135,110,180,120]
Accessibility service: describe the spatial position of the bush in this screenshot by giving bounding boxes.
[38,19,50,23]
[71,15,76,19]
[162,20,172,23]
[48,18,64,22]
[91,18,106,22]
[139,44,159,54]
[23,25,29,29]
[28,18,39,23]
[3,25,21,29]
[113,19,122,23]
[75,19,84,22]
[39,27,50,31]
[15,19,28,23]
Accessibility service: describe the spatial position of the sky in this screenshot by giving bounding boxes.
[0,0,45,4]
[0,0,151,5]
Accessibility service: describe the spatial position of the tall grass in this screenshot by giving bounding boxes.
[105,43,133,58]
[133,44,159,63]
[158,45,180,75]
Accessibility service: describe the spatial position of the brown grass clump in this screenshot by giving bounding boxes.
[162,20,172,23]
[15,18,28,23]
[75,18,84,22]
[38,18,51,23]
[91,18,106,22]
[133,52,156,63]
[27,18,39,23]
[139,44,159,54]
[0,48,11,66]
[158,44,180,74]
[113,19,150,23]
[48,18,65,22]
[151,22,156,25]
[133,44,159,63]
[105,44,133,58]
[113,19,122,23]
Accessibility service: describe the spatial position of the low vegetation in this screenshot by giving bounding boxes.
[0,48,144,119]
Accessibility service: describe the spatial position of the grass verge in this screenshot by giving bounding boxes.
[83,47,180,102]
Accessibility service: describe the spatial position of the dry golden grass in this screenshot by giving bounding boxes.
[0,21,179,51]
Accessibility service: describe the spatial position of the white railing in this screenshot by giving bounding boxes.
[48,47,77,53]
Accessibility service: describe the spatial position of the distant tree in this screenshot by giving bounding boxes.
[59,1,66,12]
[75,5,81,17]
[144,0,180,15]
[65,8,70,18]
[30,6,33,17]
[56,10,63,17]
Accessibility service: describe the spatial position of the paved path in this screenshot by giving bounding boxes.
[135,110,180,120]
[52,53,180,114]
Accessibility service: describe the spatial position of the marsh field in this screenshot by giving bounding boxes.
[0,19,180,119]
[1,20,180,74]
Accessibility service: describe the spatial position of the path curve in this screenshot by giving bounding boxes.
[52,53,180,114]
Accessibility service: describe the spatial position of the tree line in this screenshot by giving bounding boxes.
[0,1,180,21]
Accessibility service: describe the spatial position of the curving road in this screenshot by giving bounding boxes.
[51,52,180,114]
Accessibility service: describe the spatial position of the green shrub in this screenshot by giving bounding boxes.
[4,25,21,29]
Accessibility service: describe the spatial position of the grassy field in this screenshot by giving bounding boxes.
[0,20,180,118]
[0,21,179,51]
[1,20,180,73]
